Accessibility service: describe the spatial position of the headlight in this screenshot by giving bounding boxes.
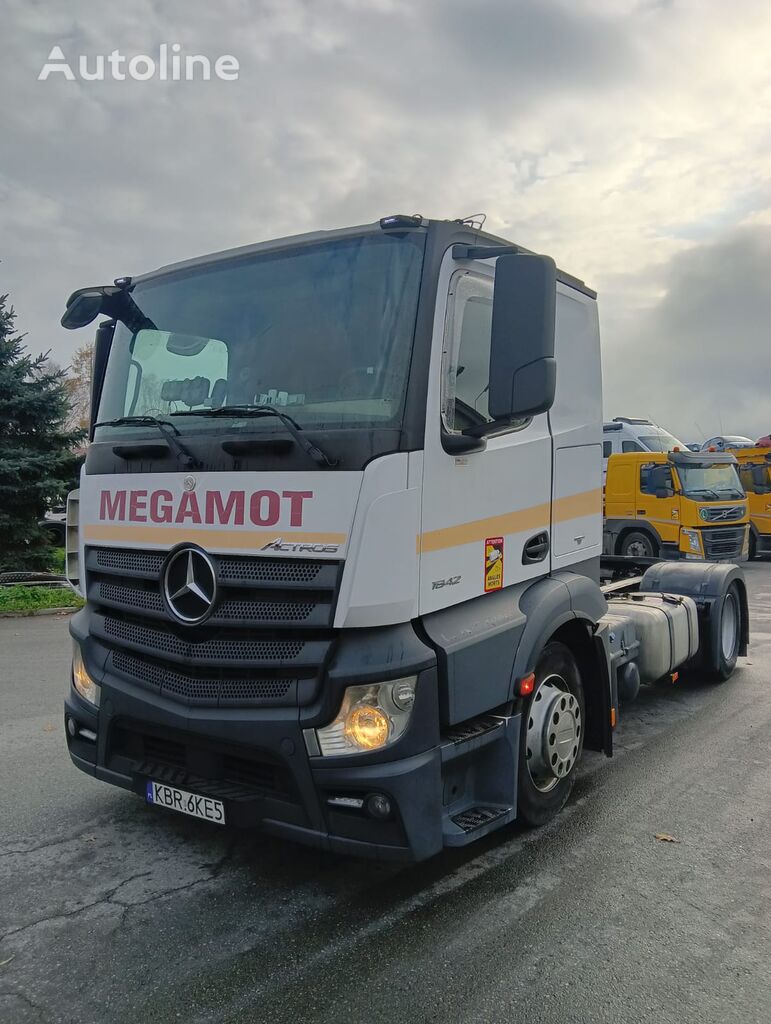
[681,528,702,554]
[72,643,100,707]
[316,676,417,756]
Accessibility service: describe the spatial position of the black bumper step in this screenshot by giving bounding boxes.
[451,805,510,833]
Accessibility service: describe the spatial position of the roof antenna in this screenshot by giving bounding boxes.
[457,213,487,231]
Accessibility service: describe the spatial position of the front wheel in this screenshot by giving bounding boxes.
[619,530,657,559]
[517,641,585,827]
[748,532,756,561]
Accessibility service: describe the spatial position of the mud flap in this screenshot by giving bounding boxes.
[591,622,617,756]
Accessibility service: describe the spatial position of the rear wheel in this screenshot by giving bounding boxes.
[517,641,585,827]
[712,582,742,681]
[619,531,657,559]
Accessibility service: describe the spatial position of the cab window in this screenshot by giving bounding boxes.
[603,441,613,458]
[441,270,529,435]
[623,440,645,453]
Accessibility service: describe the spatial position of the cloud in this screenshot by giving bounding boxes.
[603,226,771,442]
[0,0,769,449]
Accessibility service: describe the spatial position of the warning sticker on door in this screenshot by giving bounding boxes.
[484,537,504,592]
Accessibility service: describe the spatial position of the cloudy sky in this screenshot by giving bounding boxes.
[1,0,769,443]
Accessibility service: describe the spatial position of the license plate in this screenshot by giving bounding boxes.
[146,781,225,824]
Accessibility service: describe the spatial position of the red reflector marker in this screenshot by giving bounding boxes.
[519,673,535,697]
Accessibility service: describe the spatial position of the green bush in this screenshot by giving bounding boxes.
[0,585,83,614]
[49,547,66,575]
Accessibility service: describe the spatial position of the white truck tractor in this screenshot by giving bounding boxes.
[61,215,749,861]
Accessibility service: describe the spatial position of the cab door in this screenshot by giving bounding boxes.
[638,461,679,547]
[418,255,552,615]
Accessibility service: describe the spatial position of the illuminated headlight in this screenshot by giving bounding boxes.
[681,528,702,554]
[316,677,417,756]
[72,643,100,707]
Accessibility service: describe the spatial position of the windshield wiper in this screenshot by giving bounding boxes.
[686,487,721,500]
[94,416,199,468]
[172,405,338,467]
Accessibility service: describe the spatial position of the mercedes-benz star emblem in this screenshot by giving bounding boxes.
[163,547,217,624]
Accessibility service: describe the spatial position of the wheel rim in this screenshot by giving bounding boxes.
[626,538,651,558]
[526,673,581,793]
[721,592,739,661]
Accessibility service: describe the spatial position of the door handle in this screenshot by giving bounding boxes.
[523,531,550,564]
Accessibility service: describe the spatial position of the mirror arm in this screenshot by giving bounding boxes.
[441,430,487,455]
[452,243,522,261]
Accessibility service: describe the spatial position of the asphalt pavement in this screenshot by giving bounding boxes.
[1,563,770,1024]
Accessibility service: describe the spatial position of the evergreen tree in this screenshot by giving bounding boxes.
[0,293,84,572]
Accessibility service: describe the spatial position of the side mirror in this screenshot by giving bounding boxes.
[62,284,156,334]
[89,320,115,439]
[61,289,106,330]
[649,465,674,497]
[488,254,557,421]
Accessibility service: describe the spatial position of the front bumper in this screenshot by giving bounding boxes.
[65,665,449,862]
[65,637,521,862]
[67,587,525,861]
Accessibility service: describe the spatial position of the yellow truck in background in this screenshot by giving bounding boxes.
[734,448,771,559]
[604,450,749,561]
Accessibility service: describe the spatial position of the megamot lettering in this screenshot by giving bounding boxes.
[99,489,313,527]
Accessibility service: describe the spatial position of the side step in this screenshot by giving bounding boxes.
[440,714,507,765]
[439,713,521,848]
[444,804,515,846]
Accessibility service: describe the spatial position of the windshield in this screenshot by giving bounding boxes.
[638,432,684,452]
[739,461,771,494]
[96,232,425,434]
[676,463,745,500]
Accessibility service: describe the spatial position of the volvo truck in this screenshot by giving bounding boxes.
[735,448,771,559]
[604,450,749,561]
[61,215,749,861]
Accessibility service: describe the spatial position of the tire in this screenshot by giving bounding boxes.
[619,531,657,559]
[748,532,756,561]
[517,641,585,827]
[711,581,742,681]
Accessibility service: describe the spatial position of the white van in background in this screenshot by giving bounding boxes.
[603,417,686,481]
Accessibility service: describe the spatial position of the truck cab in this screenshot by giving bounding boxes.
[604,450,749,561]
[734,448,771,559]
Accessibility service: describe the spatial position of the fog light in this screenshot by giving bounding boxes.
[66,716,77,738]
[365,793,392,820]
